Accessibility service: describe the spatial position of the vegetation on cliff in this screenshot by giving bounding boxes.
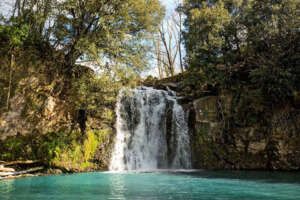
[152,0,300,170]
[182,0,300,102]
[147,0,300,170]
[0,0,300,172]
[0,0,164,171]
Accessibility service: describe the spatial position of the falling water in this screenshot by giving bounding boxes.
[109,86,191,171]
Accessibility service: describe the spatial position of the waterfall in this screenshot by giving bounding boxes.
[109,86,191,171]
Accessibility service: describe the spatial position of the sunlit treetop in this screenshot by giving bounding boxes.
[2,0,165,75]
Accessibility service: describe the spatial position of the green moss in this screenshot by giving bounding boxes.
[48,130,107,170]
[0,128,111,171]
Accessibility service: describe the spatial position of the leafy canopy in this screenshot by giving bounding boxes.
[182,0,300,101]
[4,0,165,74]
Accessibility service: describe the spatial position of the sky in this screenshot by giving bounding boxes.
[0,0,12,17]
[162,0,178,13]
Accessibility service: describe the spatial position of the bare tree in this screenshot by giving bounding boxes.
[174,0,184,73]
[153,34,163,79]
[159,18,178,77]
[153,0,185,77]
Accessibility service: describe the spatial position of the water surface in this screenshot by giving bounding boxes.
[1,171,300,200]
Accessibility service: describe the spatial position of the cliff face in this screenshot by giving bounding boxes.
[149,73,300,171]
[190,93,300,170]
[2,72,300,171]
[0,76,76,140]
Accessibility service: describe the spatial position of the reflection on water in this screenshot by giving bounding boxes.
[0,179,15,199]
[109,174,127,200]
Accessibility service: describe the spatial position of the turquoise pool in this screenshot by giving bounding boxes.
[1,170,300,200]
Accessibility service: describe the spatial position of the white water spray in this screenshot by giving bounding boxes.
[109,87,191,171]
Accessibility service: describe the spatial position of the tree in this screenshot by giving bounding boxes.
[182,0,300,100]
[10,0,165,77]
[152,0,185,78]
[175,2,185,73]
[183,0,231,69]
[159,19,178,76]
[153,34,163,79]
[0,17,29,110]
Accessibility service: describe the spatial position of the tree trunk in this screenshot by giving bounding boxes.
[157,40,163,79]
[3,160,41,166]
[178,12,184,73]
[0,167,44,178]
[6,52,14,111]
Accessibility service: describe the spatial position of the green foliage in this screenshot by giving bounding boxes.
[0,16,30,48]
[232,88,267,127]
[183,0,300,102]
[0,16,31,111]
[4,0,165,73]
[71,68,122,122]
[185,1,231,66]
[0,0,165,171]
[0,134,36,161]
[0,129,109,171]
[0,0,165,113]
[47,129,111,170]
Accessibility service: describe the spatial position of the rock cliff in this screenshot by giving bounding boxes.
[149,73,300,171]
[0,74,115,171]
[190,93,300,170]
